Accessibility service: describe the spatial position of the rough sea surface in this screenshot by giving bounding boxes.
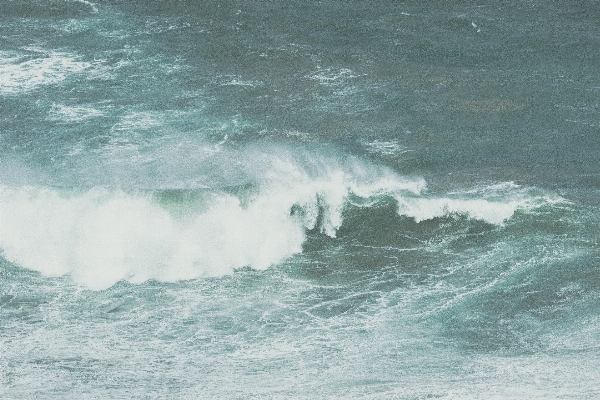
[1,0,600,398]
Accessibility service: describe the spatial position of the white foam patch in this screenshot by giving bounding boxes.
[394,182,558,225]
[306,68,365,86]
[73,0,98,13]
[0,50,90,95]
[396,196,523,225]
[48,103,105,123]
[0,186,304,290]
[220,77,261,87]
[363,139,412,156]
[110,111,163,132]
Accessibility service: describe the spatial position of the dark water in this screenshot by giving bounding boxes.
[1,0,600,398]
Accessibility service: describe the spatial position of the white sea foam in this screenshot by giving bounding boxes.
[0,186,303,290]
[74,0,98,13]
[0,146,556,289]
[395,182,556,225]
[110,111,163,132]
[49,103,105,123]
[0,50,90,95]
[363,139,413,156]
[220,77,261,87]
[396,196,525,225]
[0,151,425,289]
[306,68,365,86]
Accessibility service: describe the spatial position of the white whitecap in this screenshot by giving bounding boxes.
[48,103,105,123]
[306,68,365,86]
[394,183,561,225]
[0,50,90,95]
[363,139,413,156]
[73,0,98,13]
[0,151,425,289]
[0,143,561,289]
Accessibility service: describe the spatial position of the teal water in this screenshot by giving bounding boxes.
[1,1,600,398]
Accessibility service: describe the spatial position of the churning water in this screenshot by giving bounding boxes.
[1,0,600,398]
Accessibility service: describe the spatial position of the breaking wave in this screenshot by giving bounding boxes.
[0,150,558,289]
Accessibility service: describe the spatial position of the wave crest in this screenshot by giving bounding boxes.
[0,151,557,289]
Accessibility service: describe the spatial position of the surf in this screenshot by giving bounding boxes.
[0,146,560,290]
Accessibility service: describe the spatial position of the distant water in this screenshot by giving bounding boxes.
[1,0,600,398]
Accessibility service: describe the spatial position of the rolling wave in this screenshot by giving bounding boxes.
[0,152,560,289]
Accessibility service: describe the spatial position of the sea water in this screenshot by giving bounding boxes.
[1,0,600,398]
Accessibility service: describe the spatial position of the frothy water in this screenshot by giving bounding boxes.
[1,0,599,398]
[0,49,91,95]
[0,160,559,290]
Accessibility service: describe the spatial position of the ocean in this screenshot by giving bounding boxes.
[1,0,599,398]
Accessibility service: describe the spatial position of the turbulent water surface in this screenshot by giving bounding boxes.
[1,0,600,398]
